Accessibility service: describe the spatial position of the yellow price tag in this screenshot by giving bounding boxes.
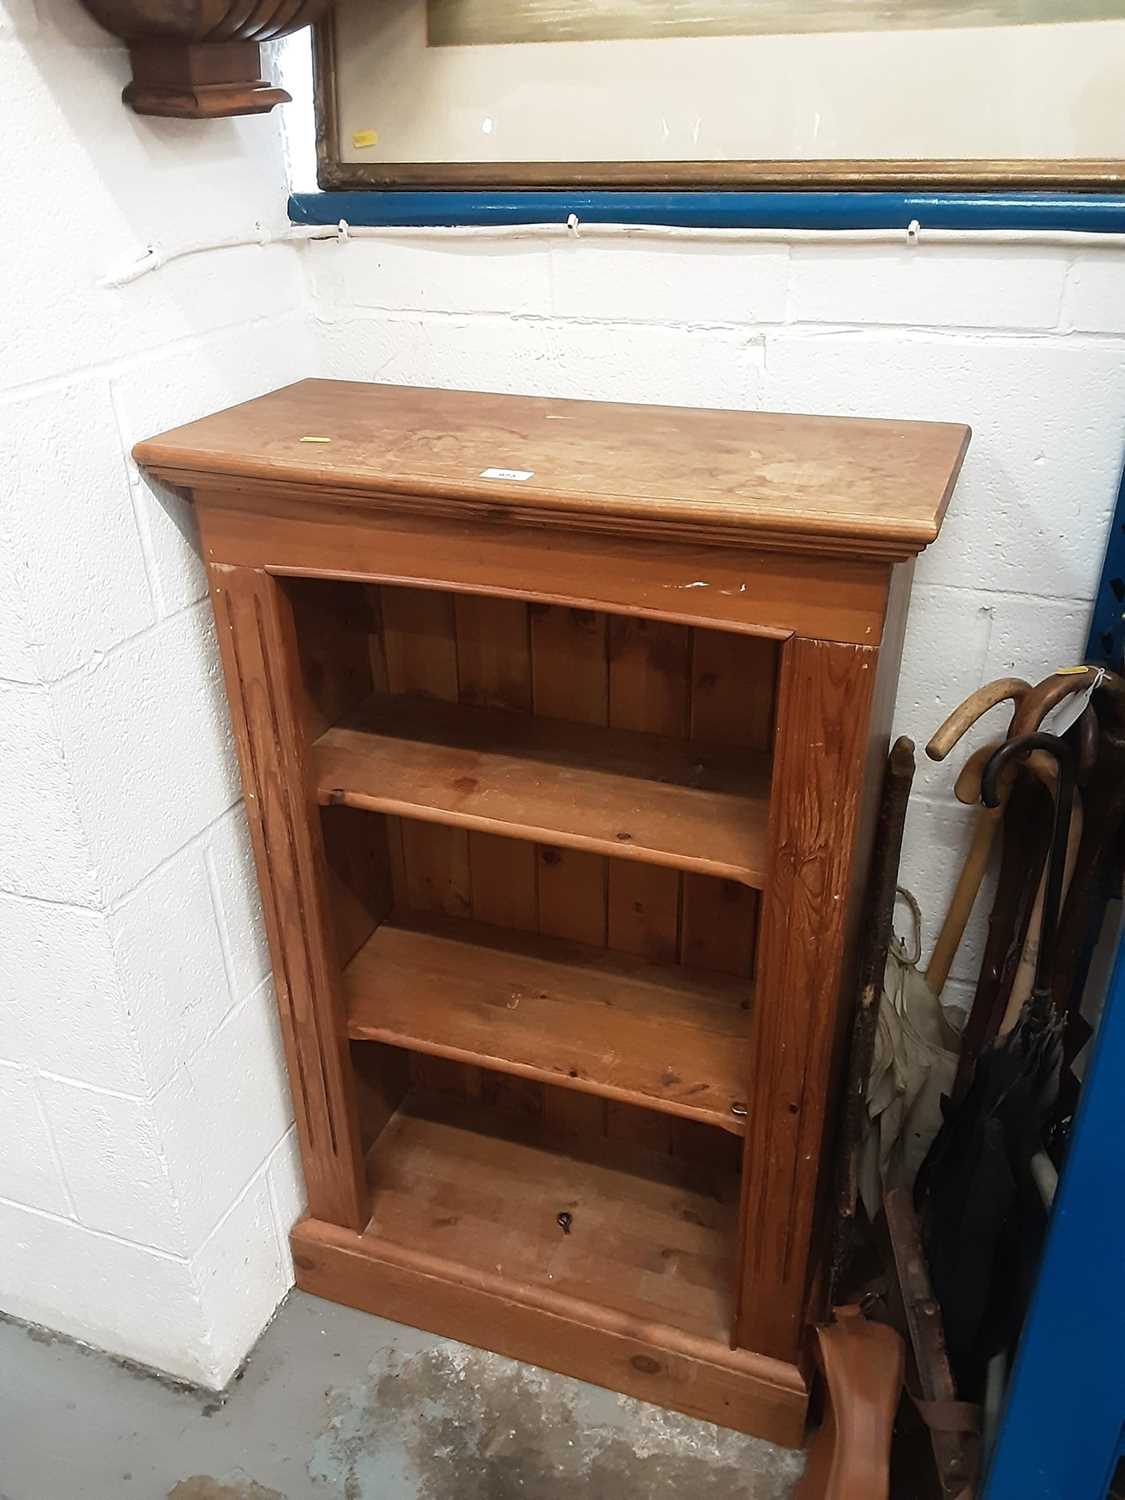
[351,130,379,150]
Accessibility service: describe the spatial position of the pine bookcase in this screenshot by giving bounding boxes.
[136,380,967,1446]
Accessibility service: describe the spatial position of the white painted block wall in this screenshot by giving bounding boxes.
[3,16,1123,1391]
[0,3,311,1386]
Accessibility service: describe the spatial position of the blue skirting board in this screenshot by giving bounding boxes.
[290,190,1125,232]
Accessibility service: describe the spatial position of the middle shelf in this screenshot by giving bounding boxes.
[313,695,772,886]
[343,912,754,1134]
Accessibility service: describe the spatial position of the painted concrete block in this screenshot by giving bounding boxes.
[892,583,995,802]
[310,237,552,316]
[0,684,99,906]
[543,319,765,410]
[0,1199,215,1386]
[319,310,558,396]
[108,843,234,1094]
[191,1177,290,1388]
[789,245,1067,331]
[128,474,209,617]
[111,312,313,460]
[110,314,314,618]
[980,591,1091,683]
[114,245,307,358]
[35,986,288,1260]
[0,895,145,1092]
[36,1078,183,1252]
[108,118,294,253]
[0,381,154,680]
[763,329,1124,603]
[48,603,240,904]
[0,48,133,392]
[265,1127,305,1281]
[0,1063,71,1217]
[207,808,270,1002]
[1,50,301,391]
[550,240,789,326]
[154,982,292,1253]
[0,532,37,684]
[1063,252,1125,336]
[326,311,768,412]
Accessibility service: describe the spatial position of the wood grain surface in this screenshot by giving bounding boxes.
[198,494,893,644]
[359,1092,740,1336]
[734,636,880,1362]
[350,584,765,1154]
[207,564,368,1229]
[314,693,771,885]
[293,1225,808,1444]
[135,380,968,561]
[344,912,753,1130]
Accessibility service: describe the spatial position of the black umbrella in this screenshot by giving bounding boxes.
[914,732,1074,1398]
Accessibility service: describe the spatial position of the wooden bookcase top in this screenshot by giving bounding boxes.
[135,379,969,561]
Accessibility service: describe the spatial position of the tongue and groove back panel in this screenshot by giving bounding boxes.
[290,575,776,1162]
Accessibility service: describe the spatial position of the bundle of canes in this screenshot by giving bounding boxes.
[925,672,1100,1103]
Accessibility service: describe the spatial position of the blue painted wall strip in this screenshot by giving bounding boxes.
[290,189,1125,232]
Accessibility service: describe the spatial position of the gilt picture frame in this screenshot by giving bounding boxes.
[313,0,1125,191]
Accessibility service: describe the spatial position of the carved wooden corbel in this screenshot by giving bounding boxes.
[77,0,334,119]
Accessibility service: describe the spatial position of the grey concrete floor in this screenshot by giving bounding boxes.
[0,1293,805,1500]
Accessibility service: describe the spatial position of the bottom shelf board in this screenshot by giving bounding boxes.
[365,1093,739,1343]
[292,1093,808,1444]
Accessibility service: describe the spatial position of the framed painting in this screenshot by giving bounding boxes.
[314,0,1125,189]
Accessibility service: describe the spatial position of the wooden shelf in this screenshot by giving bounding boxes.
[360,1093,741,1346]
[344,915,753,1133]
[314,696,771,887]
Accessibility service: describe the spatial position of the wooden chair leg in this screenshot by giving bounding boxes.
[796,1306,905,1500]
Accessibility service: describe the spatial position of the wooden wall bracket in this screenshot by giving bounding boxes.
[77,0,333,118]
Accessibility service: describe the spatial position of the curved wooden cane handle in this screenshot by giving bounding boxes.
[927,811,998,997]
[927,678,1031,763]
[954,741,1003,806]
[1010,668,1098,737]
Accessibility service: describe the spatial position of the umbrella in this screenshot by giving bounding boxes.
[914,731,1074,1397]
